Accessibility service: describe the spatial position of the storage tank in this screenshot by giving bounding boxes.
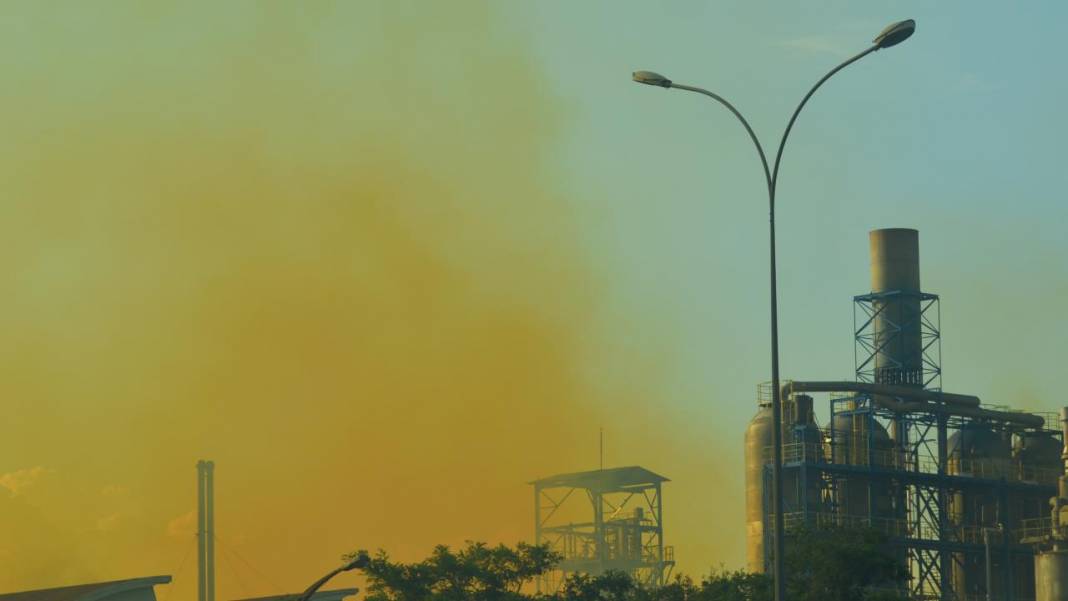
[1016,431,1063,486]
[1034,408,1068,601]
[1014,431,1063,600]
[744,390,824,573]
[824,408,896,519]
[1036,550,1068,601]
[948,423,1012,599]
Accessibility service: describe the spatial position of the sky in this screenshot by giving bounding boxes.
[1,1,1066,598]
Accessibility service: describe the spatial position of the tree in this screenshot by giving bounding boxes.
[344,525,907,601]
[696,569,772,601]
[783,526,909,601]
[558,571,637,601]
[348,541,559,601]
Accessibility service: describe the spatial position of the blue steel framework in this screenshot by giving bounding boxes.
[854,290,943,389]
[533,467,675,593]
[760,292,1061,601]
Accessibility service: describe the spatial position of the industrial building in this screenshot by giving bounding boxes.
[745,228,1065,601]
[0,577,172,601]
[532,466,674,591]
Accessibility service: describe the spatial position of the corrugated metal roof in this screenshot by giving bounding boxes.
[530,466,669,490]
[0,576,171,601]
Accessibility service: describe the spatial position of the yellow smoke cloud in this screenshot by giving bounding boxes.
[0,2,739,598]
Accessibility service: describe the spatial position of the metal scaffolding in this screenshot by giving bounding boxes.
[532,466,674,592]
[754,292,1063,600]
[854,290,942,390]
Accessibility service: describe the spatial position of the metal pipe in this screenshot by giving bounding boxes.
[984,525,1003,601]
[785,380,980,406]
[782,381,1043,428]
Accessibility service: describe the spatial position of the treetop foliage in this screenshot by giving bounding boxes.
[345,525,908,601]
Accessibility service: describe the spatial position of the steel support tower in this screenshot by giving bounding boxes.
[532,466,674,592]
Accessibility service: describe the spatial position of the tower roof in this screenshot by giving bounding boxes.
[530,466,668,491]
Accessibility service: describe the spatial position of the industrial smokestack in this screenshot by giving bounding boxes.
[869,228,924,387]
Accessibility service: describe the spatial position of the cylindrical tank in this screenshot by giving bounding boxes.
[745,393,776,574]
[949,423,1012,599]
[869,229,923,386]
[1014,431,1064,600]
[744,391,824,573]
[1015,432,1063,517]
[824,410,896,519]
[1035,549,1068,601]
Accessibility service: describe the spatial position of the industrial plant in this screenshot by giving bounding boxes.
[745,228,1068,601]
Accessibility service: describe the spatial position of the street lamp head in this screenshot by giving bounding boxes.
[342,551,370,571]
[872,19,916,49]
[632,70,672,88]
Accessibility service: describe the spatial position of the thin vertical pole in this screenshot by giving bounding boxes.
[984,527,993,601]
[600,428,604,471]
[197,461,206,601]
[534,484,542,593]
[593,490,604,569]
[769,203,786,601]
[206,461,215,601]
[656,482,664,586]
[937,419,950,599]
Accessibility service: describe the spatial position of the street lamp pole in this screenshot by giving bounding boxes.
[633,19,916,601]
[294,553,370,601]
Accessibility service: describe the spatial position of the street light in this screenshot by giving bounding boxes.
[294,552,370,601]
[633,18,916,601]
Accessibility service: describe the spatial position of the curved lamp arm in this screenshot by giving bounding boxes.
[294,553,369,601]
[770,45,878,204]
[668,83,773,198]
[634,18,916,209]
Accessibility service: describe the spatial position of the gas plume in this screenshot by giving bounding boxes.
[0,2,737,597]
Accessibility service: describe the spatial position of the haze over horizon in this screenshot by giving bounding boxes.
[1,2,1065,599]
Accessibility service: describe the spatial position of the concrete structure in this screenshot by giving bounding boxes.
[745,229,1063,600]
[532,466,674,592]
[0,576,171,601]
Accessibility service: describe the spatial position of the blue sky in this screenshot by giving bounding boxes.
[500,2,1068,566]
[509,1,1068,416]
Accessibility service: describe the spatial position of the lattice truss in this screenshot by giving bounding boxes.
[854,291,942,390]
[533,467,674,592]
